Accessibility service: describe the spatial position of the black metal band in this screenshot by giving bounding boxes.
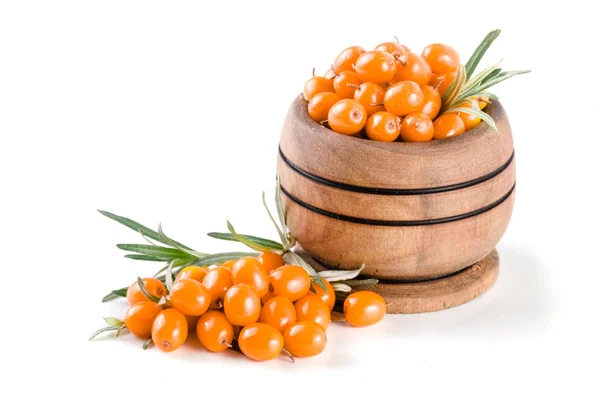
[279,146,515,196]
[280,183,516,226]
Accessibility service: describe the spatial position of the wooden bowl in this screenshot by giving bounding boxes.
[278,95,515,282]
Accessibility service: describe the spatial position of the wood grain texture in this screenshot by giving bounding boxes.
[280,95,514,190]
[278,95,515,281]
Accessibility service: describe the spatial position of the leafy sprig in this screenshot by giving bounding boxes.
[440,29,530,132]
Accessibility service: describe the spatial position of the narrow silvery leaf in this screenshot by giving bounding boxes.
[331,283,352,292]
[89,325,119,340]
[262,191,287,245]
[465,29,501,79]
[275,177,288,237]
[103,317,124,327]
[226,221,272,252]
[165,260,175,291]
[143,338,153,350]
[447,107,498,133]
[124,254,169,262]
[102,288,127,302]
[117,244,187,259]
[317,264,366,282]
[137,277,161,303]
[185,252,259,267]
[158,223,207,259]
[207,232,284,251]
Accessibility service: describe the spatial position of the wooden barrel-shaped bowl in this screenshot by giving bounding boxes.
[278,95,515,281]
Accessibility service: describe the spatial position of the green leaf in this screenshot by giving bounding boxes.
[465,29,501,79]
[124,254,170,262]
[461,60,503,94]
[262,191,287,245]
[143,338,153,350]
[482,68,502,84]
[103,317,124,327]
[207,232,284,251]
[331,283,352,292]
[441,65,466,109]
[226,221,272,252]
[89,325,119,340]
[102,288,128,302]
[165,260,175,292]
[98,210,193,251]
[116,244,188,259]
[158,223,207,259]
[461,70,531,99]
[186,252,260,267]
[136,277,161,302]
[275,177,288,238]
[318,264,366,282]
[446,107,498,133]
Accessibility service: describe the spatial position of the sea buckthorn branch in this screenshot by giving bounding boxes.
[439,29,531,131]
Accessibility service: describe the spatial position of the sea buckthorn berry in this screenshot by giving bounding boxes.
[224,284,261,326]
[333,46,366,74]
[384,81,425,117]
[185,315,199,332]
[354,82,385,116]
[268,265,311,302]
[220,260,236,271]
[327,99,367,135]
[259,296,296,333]
[394,53,432,85]
[401,112,434,142]
[175,266,207,284]
[455,101,482,131]
[232,257,269,297]
[283,321,327,358]
[354,51,396,84]
[124,301,163,339]
[365,111,402,142]
[374,41,406,57]
[238,323,284,362]
[343,291,386,327]
[306,279,335,311]
[126,278,166,306]
[202,267,234,308]
[294,296,331,330]
[422,43,460,75]
[420,85,442,120]
[169,278,211,316]
[430,72,456,96]
[303,75,334,101]
[324,67,337,79]
[151,309,188,352]
[433,113,466,139]
[257,251,286,276]
[333,71,362,99]
[308,92,342,123]
[196,310,234,352]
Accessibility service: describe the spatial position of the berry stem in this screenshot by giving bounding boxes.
[281,348,295,363]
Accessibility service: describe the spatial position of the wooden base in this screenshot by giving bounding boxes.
[371,250,499,314]
[297,246,499,314]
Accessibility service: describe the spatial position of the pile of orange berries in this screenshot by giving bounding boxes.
[111,252,386,361]
[304,40,487,142]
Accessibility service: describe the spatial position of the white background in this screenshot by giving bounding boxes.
[1,1,599,398]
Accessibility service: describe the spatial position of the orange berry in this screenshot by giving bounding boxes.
[196,310,234,352]
[365,111,401,142]
[333,71,362,99]
[306,279,335,311]
[433,114,466,140]
[353,82,385,116]
[259,296,296,333]
[343,291,386,327]
[420,85,441,120]
[169,278,211,316]
[303,76,334,101]
[238,323,284,361]
[126,278,166,306]
[124,301,163,339]
[394,53,432,85]
[400,112,434,142]
[384,81,425,117]
[223,284,261,326]
[185,314,199,332]
[422,43,460,75]
[374,41,406,57]
[294,296,331,330]
[354,51,396,84]
[268,265,311,302]
[232,257,269,298]
[324,67,337,79]
[333,46,366,74]
[327,99,367,135]
[175,266,207,284]
[202,267,234,308]
[151,309,188,352]
[455,101,482,131]
[308,92,342,123]
[283,321,327,358]
[220,260,236,271]
[430,72,456,96]
[257,251,286,276]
